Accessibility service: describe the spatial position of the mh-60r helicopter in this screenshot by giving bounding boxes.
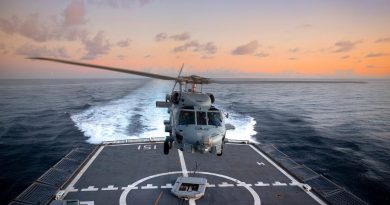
[30,57,240,156]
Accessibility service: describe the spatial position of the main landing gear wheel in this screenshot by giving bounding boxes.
[217,146,223,156]
[164,141,170,155]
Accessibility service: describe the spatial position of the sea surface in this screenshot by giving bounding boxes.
[0,78,389,204]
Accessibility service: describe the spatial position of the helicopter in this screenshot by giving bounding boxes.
[29,57,243,156]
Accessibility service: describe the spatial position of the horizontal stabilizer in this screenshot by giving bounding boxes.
[156,101,172,108]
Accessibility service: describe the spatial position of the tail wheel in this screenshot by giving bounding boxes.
[164,141,169,155]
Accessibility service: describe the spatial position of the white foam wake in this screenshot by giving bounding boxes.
[223,109,258,143]
[71,80,170,144]
[71,81,258,144]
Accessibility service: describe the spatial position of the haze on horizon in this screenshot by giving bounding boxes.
[0,0,389,79]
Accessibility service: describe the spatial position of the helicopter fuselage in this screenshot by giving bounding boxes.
[158,91,227,156]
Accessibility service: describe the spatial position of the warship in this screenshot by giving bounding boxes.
[9,138,367,205]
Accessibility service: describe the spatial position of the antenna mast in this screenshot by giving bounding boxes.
[172,64,184,93]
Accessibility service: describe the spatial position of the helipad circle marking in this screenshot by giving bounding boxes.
[119,171,261,205]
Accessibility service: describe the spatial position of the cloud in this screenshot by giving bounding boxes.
[173,41,198,52]
[144,54,151,58]
[0,1,89,43]
[332,40,361,53]
[0,0,123,60]
[155,32,190,42]
[155,32,167,41]
[0,13,111,60]
[375,37,390,43]
[288,57,297,60]
[88,0,153,8]
[0,16,17,35]
[232,40,258,55]
[288,48,300,53]
[81,31,111,60]
[16,44,69,58]
[61,27,89,41]
[340,55,349,59]
[202,42,217,54]
[254,52,269,58]
[116,39,131,47]
[173,40,217,55]
[63,0,86,27]
[169,32,190,41]
[0,14,54,42]
[366,52,386,58]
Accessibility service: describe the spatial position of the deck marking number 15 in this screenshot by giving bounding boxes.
[138,144,157,150]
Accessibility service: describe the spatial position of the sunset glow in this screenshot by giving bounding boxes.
[0,0,389,78]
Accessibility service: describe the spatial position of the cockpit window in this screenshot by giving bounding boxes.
[208,112,222,126]
[178,111,195,125]
[197,112,207,125]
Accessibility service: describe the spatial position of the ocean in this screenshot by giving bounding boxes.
[0,78,389,204]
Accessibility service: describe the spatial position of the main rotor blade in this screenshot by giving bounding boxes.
[29,57,180,81]
[208,78,366,84]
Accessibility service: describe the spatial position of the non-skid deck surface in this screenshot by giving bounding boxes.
[63,143,325,205]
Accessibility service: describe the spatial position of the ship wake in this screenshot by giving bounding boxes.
[71,81,257,144]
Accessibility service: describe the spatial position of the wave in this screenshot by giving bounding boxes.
[224,113,257,143]
[71,80,170,143]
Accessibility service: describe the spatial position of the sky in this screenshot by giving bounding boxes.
[0,0,389,79]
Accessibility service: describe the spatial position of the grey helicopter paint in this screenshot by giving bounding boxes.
[157,81,235,155]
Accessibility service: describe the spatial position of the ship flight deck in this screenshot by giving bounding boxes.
[62,142,325,205]
[10,139,368,205]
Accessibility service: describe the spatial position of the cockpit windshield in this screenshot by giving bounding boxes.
[197,112,207,125]
[208,112,222,126]
[178,110,195,125]
[178,110,222,126]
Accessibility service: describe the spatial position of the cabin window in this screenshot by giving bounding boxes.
[196,112,207,125]
[178,110,195,125]
[208,112,222,126]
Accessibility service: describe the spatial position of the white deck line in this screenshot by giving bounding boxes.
[62,145,105,198]
[178,150,189,177]
[177,149,196,205]
[249,144,326,205]
[106,142,163,147]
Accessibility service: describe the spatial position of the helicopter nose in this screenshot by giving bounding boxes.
[197,135,212,153]
[201,135,212,147]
